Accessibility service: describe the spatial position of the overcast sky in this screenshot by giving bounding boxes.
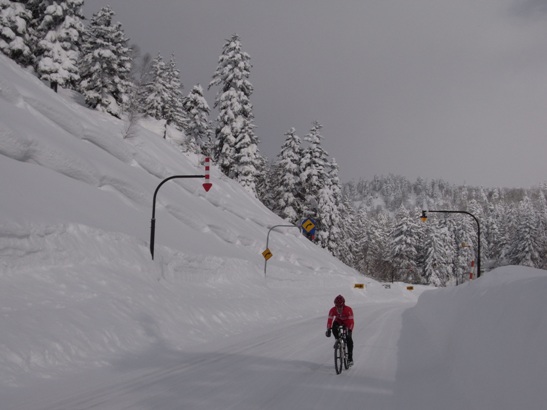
[84,0,547,188]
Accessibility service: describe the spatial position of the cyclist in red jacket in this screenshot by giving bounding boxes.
[325,294,354,365]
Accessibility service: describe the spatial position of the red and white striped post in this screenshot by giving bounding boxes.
[202,157,212,192]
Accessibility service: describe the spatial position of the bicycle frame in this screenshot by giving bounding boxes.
[333,326,349,374]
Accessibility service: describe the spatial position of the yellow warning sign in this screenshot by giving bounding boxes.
[262,248,273,260]
[302,219,315,233]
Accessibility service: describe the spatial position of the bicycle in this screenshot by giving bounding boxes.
[333,326,350,374]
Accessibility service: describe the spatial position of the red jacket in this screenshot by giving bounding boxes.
[327,305,354,331]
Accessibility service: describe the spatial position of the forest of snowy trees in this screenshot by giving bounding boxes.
[2,1,546,286]
[342,176,547,285]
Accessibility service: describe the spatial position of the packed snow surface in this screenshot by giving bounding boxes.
[1,54,547,409]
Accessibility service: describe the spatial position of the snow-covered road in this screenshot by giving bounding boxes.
[5,301,413,410]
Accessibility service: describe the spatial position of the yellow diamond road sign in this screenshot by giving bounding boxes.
[302,219,315,233]
[262,248,273,260]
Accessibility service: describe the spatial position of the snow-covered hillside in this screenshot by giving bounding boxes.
[1,54,547,410]
[0,53,363,383]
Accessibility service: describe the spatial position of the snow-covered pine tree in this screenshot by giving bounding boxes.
[164,53,186,131]
[78,5,132,118]
[483,199,502,265]
[337,195,358,268]
[388,206,420,283]
[316,185,335,249]
[270,127,304,224]
[498,200,515,264]
[22,0,43,55]
[300,121,329,219]
[507,195,542,268]
[536,189,547,269]
[182,84,212,155]
[209,34,261,196]
[253,152,270,204]
[342,180,358,202]
[140,53,169,122]
[366,213,393,281]
[0,0,33,66]
[353,207,370,274]
[448,215,475,283]
[33,0,84,92]
[317,158,343,256]
[422,218,453,286]
[233,119,261,194]
[211,88,238,167]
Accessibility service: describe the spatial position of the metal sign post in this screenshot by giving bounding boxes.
[150,158,212,260]
[263,224,300,276]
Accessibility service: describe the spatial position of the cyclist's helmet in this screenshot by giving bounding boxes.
[334,295,345,307]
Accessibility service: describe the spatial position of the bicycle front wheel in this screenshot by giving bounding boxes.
[334,342,343,374]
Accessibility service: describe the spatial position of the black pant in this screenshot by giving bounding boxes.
[332,322,353,359]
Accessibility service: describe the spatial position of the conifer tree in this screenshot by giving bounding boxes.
[367,213,393,281]
[0,0,33,66]
[300,121,329,218]
[78,5,132,118]
[253,154,270,205]
[499,201,516,263]
[34,0,84,92]
[423,219,453,286]
[388,206,420,283]
[255,151,273,204]
[536,190,547,269]
[483,200,502,263]
[353,208,370,274]
[182,84,212,155]
[23,0,44,56]
[233,119,260,194]
[270,128,304,224]
[140,53,169,121]
[337,195,358,267]
[164,53,186,130]
[507,196,542,268]
[449,216,475,282]
[317,158,343,255]
[209,34,261,195]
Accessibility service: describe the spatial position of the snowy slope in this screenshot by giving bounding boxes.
[1,54,547,410]
[0,53,365,385]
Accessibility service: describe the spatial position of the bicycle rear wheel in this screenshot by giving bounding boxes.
[343,342,349,370]
[334,342,343,374]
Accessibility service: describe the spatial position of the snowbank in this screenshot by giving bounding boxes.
[395,266,547,410]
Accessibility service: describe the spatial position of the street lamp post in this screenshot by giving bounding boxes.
[263,224,301,277]
[420,210,482,278]
[150,175,204,259]
[150,158,213,260]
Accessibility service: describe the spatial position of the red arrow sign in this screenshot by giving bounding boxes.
[203,157,212,192]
